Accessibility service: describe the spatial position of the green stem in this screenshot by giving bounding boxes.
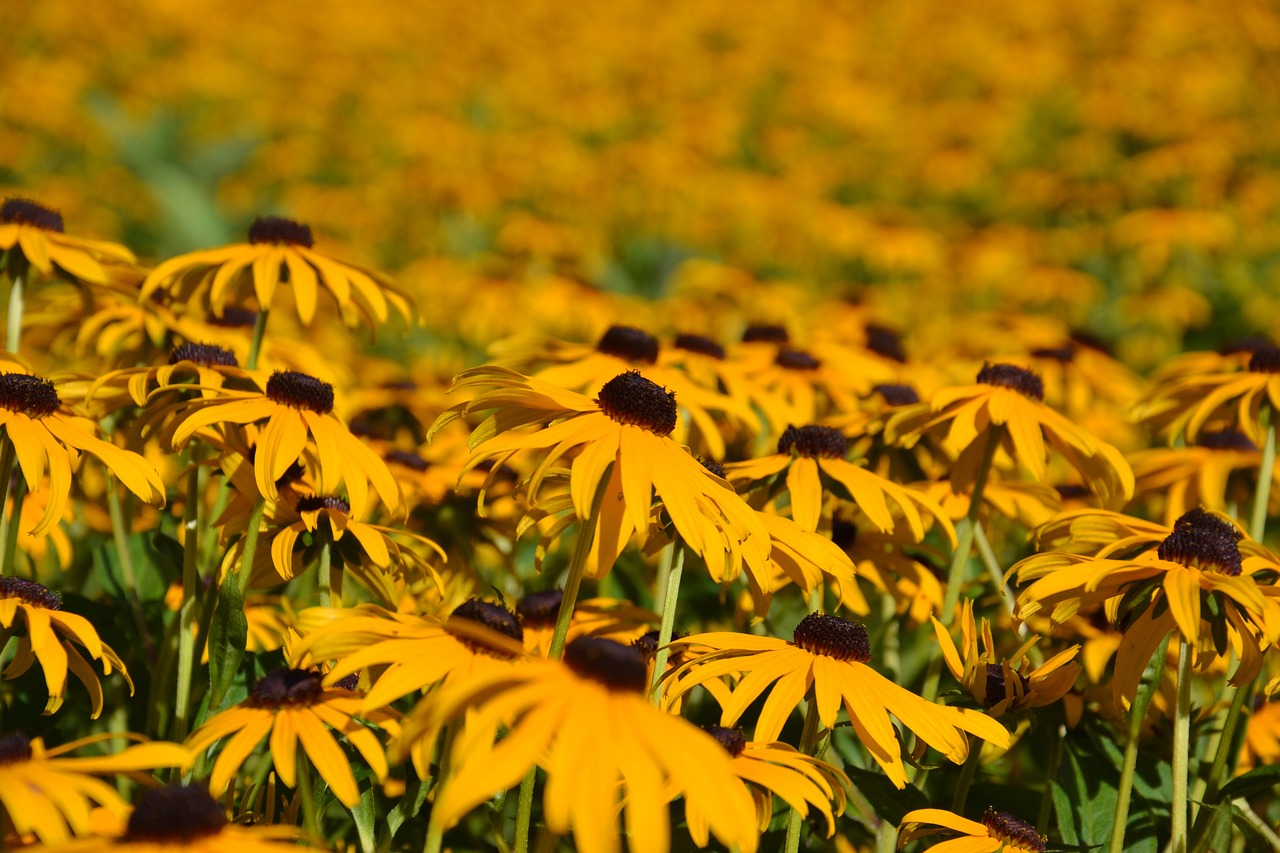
[6,271,23,355]
[425,722,458,853]
[171,460,202,743]
[940,427,1001,623]
[1037,725,1065,833]
[1108,631,1172,853]
[648,538,685,705]
[1171,637,1193,853]
[246,308,269,371]
[236,495,268,598]
[784,689,823,853]
[318,538,334,608]
[0,431,18,573]
[1250,413,1275,541]
[0,476,25,577]
[513,768,537,853]
[1201,681,1250,806]
[545,472,609,660]
[951,740,985,814]
[108,482,154,661]
[298,750,322,841]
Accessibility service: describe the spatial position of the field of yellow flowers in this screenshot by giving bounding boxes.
[2,1,1280,851]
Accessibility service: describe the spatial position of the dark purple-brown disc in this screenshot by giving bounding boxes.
[976,362,1045,401]
[597,325,659,365]
[0,373,60,418]
[1156,508,1243,576]
[265,370,334,413]
[169,342,239,368]
[596,371,678,436]
[792,613,871,662]
[248,215,314,248]
[123,785,228,843]
[777,424,847,459]
[0,198,64,232]
[564,637,647,693]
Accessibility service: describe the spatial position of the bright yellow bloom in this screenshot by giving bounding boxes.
[1238,697,1280,774]
[0,733,187,843]
[665,614,1010,787]
[140,215,413,328]
[1128,428,1275,525]
[0,198,135,285]
[898,807,1047,853]
[515,589,655,657]
[88,342,248,413]
[0,577,133,716]
[1134,344,1280,445]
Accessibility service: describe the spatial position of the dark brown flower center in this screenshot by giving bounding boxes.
[1248,346,1280,374]
[0,373,60,418]
[0,198,64,232]
[673,333,725,360]
[296,494,351,515]
[596,325,659,365]
[778,424,847,459]
[564,637,648,692]
[865,324,907,363]
[703,725,747,758]
[248,215,314,248]
[977,362,1045,402]
[872,384,920,406]
[742,324,789,344]
[516,589,563,629]
[1030,344,1076,363]
[775,348,821,371]
[1199,429,1258,452]
[333,673,360,691]
[265,370,334,414]
[123,785,228,843]
[169,342,239,368]
[631,629,687,666]
[0,732,33,765]
[450,598,524,657]
[699,457,727,479]
[1156,508,1243,576]
[1219,336,1272,356]
[248,668,324,709]
[830,517,858,550]
[0,576,62,610]
[385,450,430,471]
[1070,330,1110,354]
[207,306,259,328]
[596,371,678,436]
[983,664,1030,709]
[981,808,1045,853]
[792,613,871,662]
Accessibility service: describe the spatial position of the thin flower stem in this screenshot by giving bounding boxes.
[1249,412,1275,541]
[1171,637,1193,853]
[1200,681,1250,806]
[512,768,537,853]
[546,471,610,661]
[425,722,458,853]
[108,481,155,662]
[246,308,269,371]
[170,460,202,742]
[6,271,23,354]
[648,537,685,705]
[0,431,18,572]
[784,689,823,853]
[1108,631,1172,853]
[298,751,322,841]
[0,476,26,576]
[318,538,334,608]
[236,495,268,598]
[950,740,984,813]
[1037,725,1065,833]
[940,427,1001,623]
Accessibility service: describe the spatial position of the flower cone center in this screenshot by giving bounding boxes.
[450,599,524,657]
[703,725,746,758]
[515,589,563,629]
[564,637,647,692]
[597,325,659,364]
[792,613,871,662]
[386,450,430,471]
[1030,344,1076,363]
[873,383,920,406]
[1198,428,1258,452]
[775,347,820,371]
[632,629,686,666]
[983,664,1030,709]
[248,215,314,248]
[0,198,64,232]
[674,333,725,360]
[296,494,351,515]
[0,373,60,418]
[981,808,1045,853]
[778,424,847,459]
[124,785,228,843]
[865,324,907,363]
[977,362,1045,401]
[265,370,334,413]
[169,342,239,368]
[0,733,33,765]
[208,307,259,328]
[596,371,678,436]
[0,577,62,610]
[1248,345,1280,373]
[742,324,788,344]
[248,668,324,709]
[1156,508,1243,576]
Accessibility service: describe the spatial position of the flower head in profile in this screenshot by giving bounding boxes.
[88,342,248,413]
[0,197,136,285]
[886,362,1134,507]
[0,577,133,716]
[932,601,1081,717]
[898,807,1047,853]
[0,733,187,843]
[1128,428,1273,525]
[140,215,413,328]
[185,667,400,808]
[665,614,1010,787]
[403,637,760,853]
[1134,344,1280,445]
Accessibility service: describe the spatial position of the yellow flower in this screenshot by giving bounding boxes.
[932,600,1081,717]
[665,614,1010,787]
[515,589,656,657]
[743,511,868,618]
[1129,428,1275,525]
[434,366,771,581]
[185,667,400,808]
[688,726,850,844]
[0,198,135,285]
[1238,696,1280,774]
[140,215,413,328]
[886,362,1134,507]
[1134,344,1280,446]
[0,733,187,843]
[36,784,317,853]
[169,369,402,517]
[404,637,760,853]
[0,370,166,535]
[88,342,248,412]
[0,577,133,716]
[897,807,1047,853]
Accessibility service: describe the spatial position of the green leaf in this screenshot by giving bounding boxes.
[1216,764,1280,802]
[1054,741,1117,847]
[1190,801,1234,853]
[841,766,928,826]
[207,573,247,711]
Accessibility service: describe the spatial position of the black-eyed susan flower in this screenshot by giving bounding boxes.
[0,370,166,536]
[0,198,135,287]
[897,807,1047,853]
[405,637,760,853]
[665,614,1010,787]
[169,369,402,518]
[743,511,868,618]
[434,366,771,582]
[516,589,655,657]
[726,423,954,540]
[688,725,850,845]
[140,215,413,329]
[932,601,1081,717]
[37,784,316,853]
[1238,696,1280,774]
[1134,345,1280,446]
[0,732,187,843]
[185,667,400,808]
[0,577,133,715]
[1129,428,1275,525]
[88,342,247,412]
[886,362,1134,507]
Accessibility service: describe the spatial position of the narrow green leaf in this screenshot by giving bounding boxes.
[207,574,247,710]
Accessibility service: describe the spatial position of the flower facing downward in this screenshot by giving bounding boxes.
[898,807,1047,852]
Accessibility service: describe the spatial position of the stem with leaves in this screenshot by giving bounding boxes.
[1108,631,1172,853]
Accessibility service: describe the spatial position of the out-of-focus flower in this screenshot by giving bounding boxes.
[0,198,135,285]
